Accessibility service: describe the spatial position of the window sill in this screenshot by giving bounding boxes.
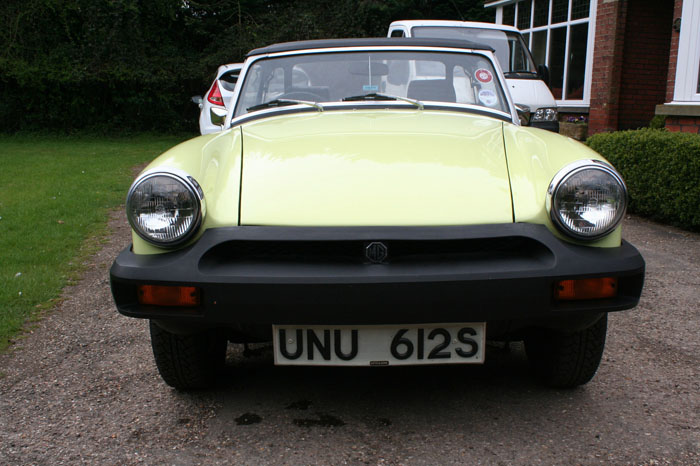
[655,103,700,117]
[557,106,590,113]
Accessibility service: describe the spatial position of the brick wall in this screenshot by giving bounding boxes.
[659,0,700,134]
[617,1,673,130]
[665,0,684,102]
[589,0,675,135]
[665,116,700,133]
[588,0,628,135]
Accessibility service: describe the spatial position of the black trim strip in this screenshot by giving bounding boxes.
[230,104,513,129]
[247,38,495,57]
[237,126,244,226]
[500,123,516,223]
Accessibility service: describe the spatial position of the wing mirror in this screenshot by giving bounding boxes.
[191,96,204,109]
[515,104,531,126]
[537,65,550,87]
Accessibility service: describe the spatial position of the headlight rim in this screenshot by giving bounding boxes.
[126,170,205,248]
[546,159,628,241]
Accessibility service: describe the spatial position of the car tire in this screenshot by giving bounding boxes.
[525,314,607,388]
[149,321,227,390]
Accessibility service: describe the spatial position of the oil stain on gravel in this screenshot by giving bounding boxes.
[293,413,345,427]
[235,413,262,425]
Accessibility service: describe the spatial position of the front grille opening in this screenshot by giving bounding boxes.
[199,236,553,270]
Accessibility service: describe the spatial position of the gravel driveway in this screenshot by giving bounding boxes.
[0,212,698,465]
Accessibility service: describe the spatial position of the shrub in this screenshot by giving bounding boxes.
[0,1,494,134]
[587,128,700,231]
[649,115,666,129]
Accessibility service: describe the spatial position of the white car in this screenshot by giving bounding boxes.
[388,20,559,132]
[192,63,243,134]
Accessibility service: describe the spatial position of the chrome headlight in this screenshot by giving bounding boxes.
[547,160,627,240]
[532,107,558,122]
[126,171,204,247]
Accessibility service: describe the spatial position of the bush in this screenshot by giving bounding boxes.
[649,114,666,129]
[587,128,700,231]
[0,0,494,133]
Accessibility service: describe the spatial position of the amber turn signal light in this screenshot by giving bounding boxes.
[555,277,618,300]
[138,285,200,307]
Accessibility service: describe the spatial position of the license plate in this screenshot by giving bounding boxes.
[273,323,485,366]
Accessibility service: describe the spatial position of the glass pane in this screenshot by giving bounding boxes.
[548,26,567,99]
[533,0,550,27]
[571,0,590,20]
[522,32,530,47]
[416,61,446,78]
[267,68,286,100]
[235,51,512,116]
[509,32,537,72]
[412,27,538,73]
[518,0,532,30]
[566,23,588,100]
[697,60,700,94]
[552,0,569,24]
[532,30,548,66]
[503,5,515,26]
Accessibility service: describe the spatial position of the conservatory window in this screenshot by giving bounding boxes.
[497,0,596,105]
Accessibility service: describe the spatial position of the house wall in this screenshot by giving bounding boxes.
[618,1,673,130]
[665,116,700,134]
[588,0,673,135]
[588,0,627,134]
[659,0,700,134]
[487,0,693,135]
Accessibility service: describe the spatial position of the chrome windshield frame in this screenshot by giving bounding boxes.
[224,45,519,129]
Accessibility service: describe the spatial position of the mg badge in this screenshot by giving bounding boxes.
[365,241,388,264]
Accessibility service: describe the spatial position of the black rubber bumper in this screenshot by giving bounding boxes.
[110,224,645,326]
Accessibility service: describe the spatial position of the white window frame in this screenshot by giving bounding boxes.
[673,0,700,103]
[492,0,596,108]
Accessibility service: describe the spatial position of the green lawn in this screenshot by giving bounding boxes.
[0,134,187,351]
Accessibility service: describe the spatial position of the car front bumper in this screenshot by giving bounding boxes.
[110,224,645,334]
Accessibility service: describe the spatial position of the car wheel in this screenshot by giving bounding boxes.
[149,321,227,390]
[525,314,607,388]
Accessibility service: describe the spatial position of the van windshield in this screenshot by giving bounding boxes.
[411,26,537,76]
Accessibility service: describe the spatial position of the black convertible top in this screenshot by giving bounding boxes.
[246,37,495,57]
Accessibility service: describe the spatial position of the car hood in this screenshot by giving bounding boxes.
[238,110,513,226]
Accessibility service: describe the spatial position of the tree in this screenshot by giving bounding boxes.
[0,0,493,132]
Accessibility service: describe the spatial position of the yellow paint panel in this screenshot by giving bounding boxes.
[503,125,622,247]
[130,110,624,255]
[239,110,513,226]
[131,130,242,254]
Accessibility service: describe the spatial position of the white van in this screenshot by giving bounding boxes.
[388,20,559,132]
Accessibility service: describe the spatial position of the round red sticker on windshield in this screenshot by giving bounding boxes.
[475,69,493,83]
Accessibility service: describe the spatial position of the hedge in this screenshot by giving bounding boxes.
[0,0,493,133]
[587,128,700,231]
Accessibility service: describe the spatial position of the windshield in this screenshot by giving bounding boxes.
[411,26,537,74]
[234,50,510,117]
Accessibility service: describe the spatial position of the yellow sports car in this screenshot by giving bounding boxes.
[110,38,645,389]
